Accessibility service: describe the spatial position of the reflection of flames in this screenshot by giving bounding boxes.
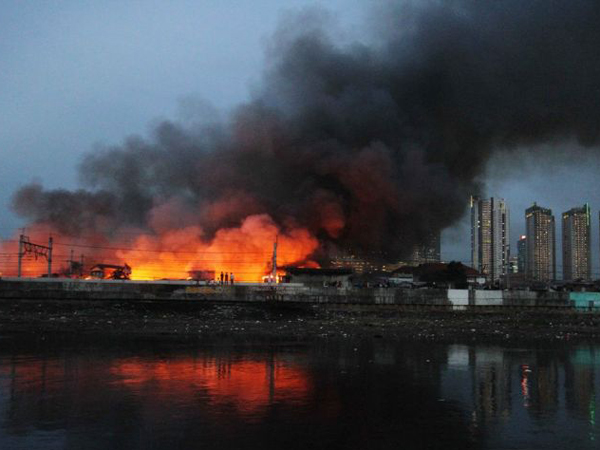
[2,355,310,417]
[0,214,319,282]
[111,358,310,414]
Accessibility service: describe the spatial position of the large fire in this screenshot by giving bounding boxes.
[0,214,319,282]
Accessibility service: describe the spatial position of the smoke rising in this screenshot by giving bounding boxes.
[11,0,600,264]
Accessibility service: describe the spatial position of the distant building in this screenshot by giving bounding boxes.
[562,204,591,281]
[330,255,378,274]
[508,256,519,273]
[381,233,440,272]
[409,262,486,287]
[470,196,510,281]
[285,268,353,288]
[408,232,441,265]
[525,203,556,281]
[517,235,527,274]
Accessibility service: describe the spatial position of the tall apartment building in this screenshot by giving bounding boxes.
[525,203,556,281]
[471,196,510,281]
[409,232,441,265]
[562,204,591,281]
[517,235,527,273]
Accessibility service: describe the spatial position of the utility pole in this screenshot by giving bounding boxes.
[69,249,74,277]
[271,236,278,283]
[17,234,24,278]
[17,234,52,278]
[47,236,53,277]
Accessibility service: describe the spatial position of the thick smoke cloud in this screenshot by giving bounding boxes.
[12,0,600,263]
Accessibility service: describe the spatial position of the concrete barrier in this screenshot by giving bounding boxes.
[503,291,569,308]
[474,290,503,306]
[447,289,469,310]
[570,292,600,311]
[0,278,595,311]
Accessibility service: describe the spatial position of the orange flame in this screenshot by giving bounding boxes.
[0,214,319,282]
[118,215,318,281]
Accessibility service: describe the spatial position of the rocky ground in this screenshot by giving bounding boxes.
[0,298,599,344]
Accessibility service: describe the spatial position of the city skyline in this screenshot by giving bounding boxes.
[469,199,599,281]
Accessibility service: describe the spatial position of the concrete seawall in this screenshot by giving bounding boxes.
[0,278,448,305]
[0,278,598,311]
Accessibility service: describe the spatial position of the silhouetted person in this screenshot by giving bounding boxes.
[230,273,234,285]
[220,272,224,285]
[225,273,229,283]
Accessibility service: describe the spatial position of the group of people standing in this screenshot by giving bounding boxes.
[219,271,235,285]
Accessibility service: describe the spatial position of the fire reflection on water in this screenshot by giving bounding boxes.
[1,343,600,449]
[109,358,310,416]
[1,354,310,420]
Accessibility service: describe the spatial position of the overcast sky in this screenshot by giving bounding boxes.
[1,0,599,275]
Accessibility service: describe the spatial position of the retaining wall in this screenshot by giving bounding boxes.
[0,279,596,311]
[570,292,600,310]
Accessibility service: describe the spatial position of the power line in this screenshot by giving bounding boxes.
[52,241,272,254]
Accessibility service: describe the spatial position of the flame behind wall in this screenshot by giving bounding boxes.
[0,216,318,281]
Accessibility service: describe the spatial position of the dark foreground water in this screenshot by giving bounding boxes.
[0,336,598,450]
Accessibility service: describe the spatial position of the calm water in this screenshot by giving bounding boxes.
[0,336,598,450]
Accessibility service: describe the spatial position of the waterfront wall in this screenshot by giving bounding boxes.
[0,279,449,306]
[570,292,600,310]
[0,278,597,310]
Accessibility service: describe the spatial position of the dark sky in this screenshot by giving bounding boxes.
[1,0,600,275]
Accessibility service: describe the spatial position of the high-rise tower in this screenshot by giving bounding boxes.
[525,203,556,281]
[562,204,591,281]
[409,232,441,265]
[471,196,510,281]
[517,235,527,273]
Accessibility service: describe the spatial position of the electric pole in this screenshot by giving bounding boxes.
[271,236,278,283]
[69,249,74,277]
[17,234,52,278]
[17,234,24,278]
[47,236,53,277]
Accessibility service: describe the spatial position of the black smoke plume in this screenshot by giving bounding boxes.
[12,0,600,262]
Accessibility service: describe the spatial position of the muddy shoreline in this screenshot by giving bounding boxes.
[0,298,599,345]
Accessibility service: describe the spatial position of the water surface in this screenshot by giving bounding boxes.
[0,337,598,449]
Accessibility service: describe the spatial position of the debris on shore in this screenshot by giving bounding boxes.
[1,299,599,344]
